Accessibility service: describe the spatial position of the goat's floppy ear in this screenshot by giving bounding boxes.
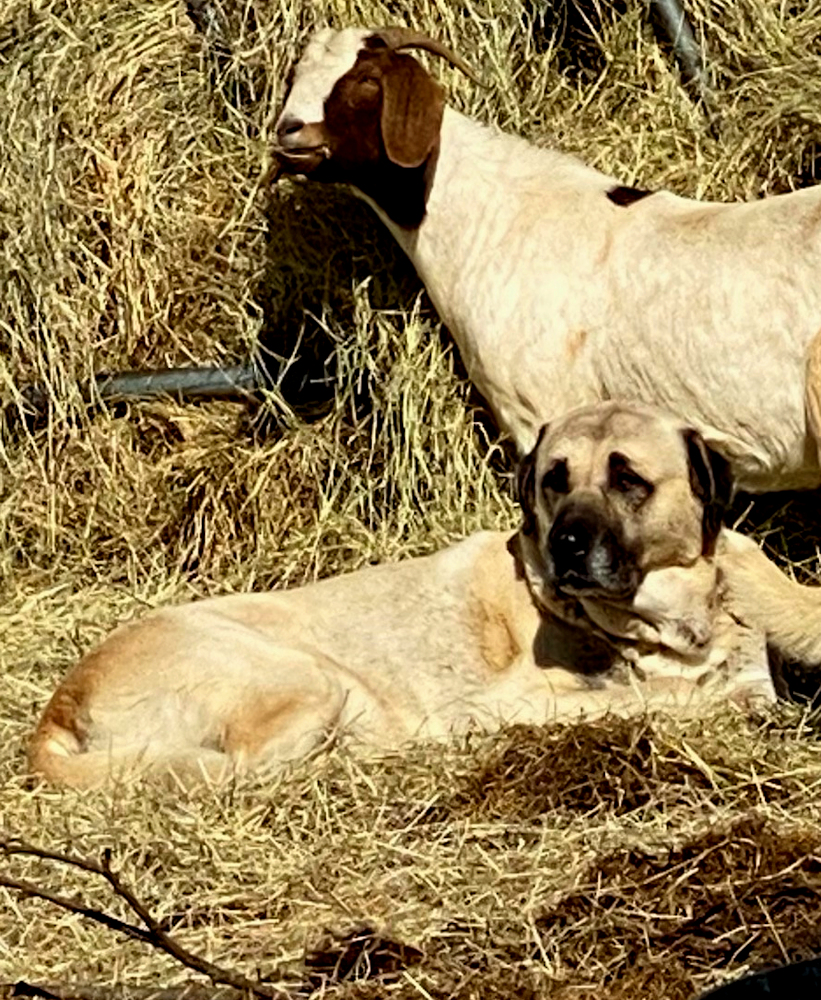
[380,54,444,169]
[682,428,733,555]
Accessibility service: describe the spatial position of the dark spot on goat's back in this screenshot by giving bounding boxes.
[607,185,653,207]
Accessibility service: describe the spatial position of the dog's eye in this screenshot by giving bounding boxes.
[609,452,653,505]
[542,460,569,494]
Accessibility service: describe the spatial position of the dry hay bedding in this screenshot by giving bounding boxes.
[4,0,821,997]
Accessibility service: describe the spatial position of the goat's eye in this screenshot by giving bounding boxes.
[356,76,380,96]
[343,74,380,109]
[608,452,653,505]
[542,460,569,494]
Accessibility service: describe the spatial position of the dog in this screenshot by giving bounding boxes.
[30,402,819,788]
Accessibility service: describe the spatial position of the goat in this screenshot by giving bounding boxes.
[275,26,821,493]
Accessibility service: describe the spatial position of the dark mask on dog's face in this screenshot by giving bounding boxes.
[513,403,732,619]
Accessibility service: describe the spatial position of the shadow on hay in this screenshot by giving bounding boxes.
[731,489,821,584]
[253,180,512,463]
[255,182,422,426]
[444,718,799,822]
[538,814,821,999]
[283,815,821,1000]
[302,925,424,991]
[296,920,544,1000]
[526,0,628,77]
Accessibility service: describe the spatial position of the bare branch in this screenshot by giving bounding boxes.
[0,874,153,945]
[2,983,242,1000]
[2,840,121,880]
[0,838,288,1000]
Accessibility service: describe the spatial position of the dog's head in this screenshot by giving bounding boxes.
[513,402,733,617]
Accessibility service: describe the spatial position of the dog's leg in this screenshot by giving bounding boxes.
[27,740,235,790]
[221,659,351,772]
[581,560,718,658]
[719,530,821,676]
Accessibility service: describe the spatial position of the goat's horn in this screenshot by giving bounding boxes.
[371,28,484,86]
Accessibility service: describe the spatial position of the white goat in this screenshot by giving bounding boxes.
[275,27,821,492]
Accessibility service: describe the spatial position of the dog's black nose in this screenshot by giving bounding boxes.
[549,513,594,579]
[548,504,639,598]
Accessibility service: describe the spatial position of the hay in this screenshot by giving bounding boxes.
[3,0,821,997]
[542,813,821,997]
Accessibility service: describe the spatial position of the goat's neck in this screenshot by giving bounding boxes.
[358,108,615,331]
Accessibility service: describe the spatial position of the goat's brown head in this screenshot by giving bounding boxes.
[275,27,479,228]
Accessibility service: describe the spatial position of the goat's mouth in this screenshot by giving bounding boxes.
[274,145,330,173]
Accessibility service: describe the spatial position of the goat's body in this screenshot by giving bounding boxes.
[366,111,821,490]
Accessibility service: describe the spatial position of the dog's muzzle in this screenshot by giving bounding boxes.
[547,504,640,599]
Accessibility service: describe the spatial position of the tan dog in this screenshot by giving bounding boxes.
[30,403,819,788]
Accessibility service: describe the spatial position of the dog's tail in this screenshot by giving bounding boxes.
[27,682,113,788]
[29,697,230,790]
[720,530,821,671]
[29,727,232,790]
[28,689,156,789]
[29,727,135,789]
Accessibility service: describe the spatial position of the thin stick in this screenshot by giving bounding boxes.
[0,839,287,1000]
[2,983,243,1000]
[0,874,153,945]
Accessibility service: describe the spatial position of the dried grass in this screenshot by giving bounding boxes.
[3,0,821,997]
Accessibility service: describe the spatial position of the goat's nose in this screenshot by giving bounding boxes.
[276,116,306,143]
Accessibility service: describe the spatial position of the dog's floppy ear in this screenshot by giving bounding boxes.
[380,53,444,168]
[515,424,549,537]
[516,449,537,536]
[682,428,733,555]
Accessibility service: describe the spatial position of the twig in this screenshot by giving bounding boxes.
[2,983,242,1000]
[0,874,152,945]
[0,838,287,1000]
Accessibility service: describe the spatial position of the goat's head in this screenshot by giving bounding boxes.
[275,27,478,226]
